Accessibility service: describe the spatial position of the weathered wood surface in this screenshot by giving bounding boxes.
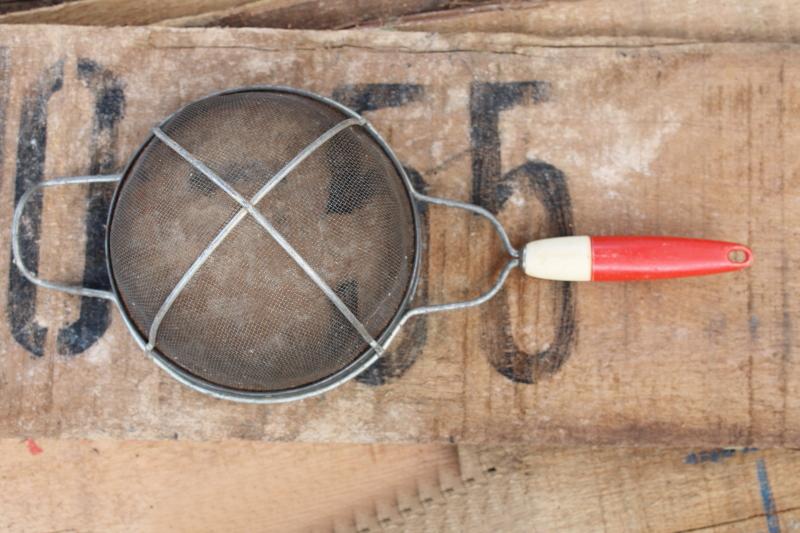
[0,0,254,25]
[1,440,798,532]
[160,0,800,44]
[403,446,800,532]
[390,0,800,43]
[6,0,798,42]
[0,0,495,27]
[0,439,459,532]
[160,0,494,29]
[0,0,72,16]
[0,25,797,445]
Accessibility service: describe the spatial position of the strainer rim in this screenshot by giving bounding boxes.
[104,85,422,403]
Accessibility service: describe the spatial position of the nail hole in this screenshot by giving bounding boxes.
[728,249,749,264]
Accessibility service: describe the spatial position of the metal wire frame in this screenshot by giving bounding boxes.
[10,85,522,403]
[147,119,378,355]
[11,174,121,300]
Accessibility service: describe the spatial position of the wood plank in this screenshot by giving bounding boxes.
[0,0,255,25]
[0,439,459,532]
[3,0,799,44]
[391,446,800,532]
[158,0,495,29]
[2,440,800,532]
[0,0,72,16]
[391,0,800,43]
[0,25,797,445]
[158,0,800,44]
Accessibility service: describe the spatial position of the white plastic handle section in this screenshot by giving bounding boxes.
[522,236,592,281]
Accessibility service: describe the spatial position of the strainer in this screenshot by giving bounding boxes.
[11,86,753,403]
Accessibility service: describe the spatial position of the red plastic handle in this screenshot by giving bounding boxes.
[591,236,753,281]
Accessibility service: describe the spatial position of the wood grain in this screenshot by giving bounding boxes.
[2,439,799,532]
[159,0,494,29]
[0,439,459,532]
[391,446,800,532]
[7,0,797,41]
[0,0,72,15]
[0,0,254,25]
[0,25,797,445]
[390,0,800,42]
[157,0,800,44]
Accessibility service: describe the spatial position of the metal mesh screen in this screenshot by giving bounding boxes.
[108,90,417,393]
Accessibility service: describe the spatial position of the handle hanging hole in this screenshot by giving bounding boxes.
[727,248,750,264]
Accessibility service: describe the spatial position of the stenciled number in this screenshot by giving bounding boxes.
[6,73,575,381]
[331,83,430,386]
[6,59,125,357]
[334,81,577,386]
[470,81,577,383]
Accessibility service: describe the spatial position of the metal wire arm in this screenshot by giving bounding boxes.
[11,174,121,301]
[392,190,521,332]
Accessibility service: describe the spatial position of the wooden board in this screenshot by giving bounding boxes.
[0,0,255,25]
[391,0,800,42]
[0,0,495,27]
[6,0,798,41]
[158,0,800,44]
[0,25,797,445]
[400,446,800,532]
[0,439,459,532]
[0,0,72,16]
[159,0,494,29]
[1,439,799,532]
